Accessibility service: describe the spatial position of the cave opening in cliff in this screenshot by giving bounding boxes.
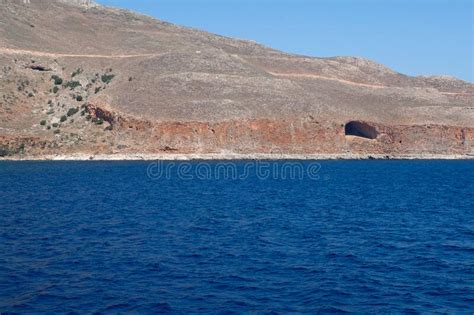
[345,121,378,139]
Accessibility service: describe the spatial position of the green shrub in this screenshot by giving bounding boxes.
[52,123,59,128]
[47,125,51,130]
[54,129,60,134]
[104,125,113,131]
[28,92,34,97]
[64,81,81,90]
[60,115,67,122]
[67,107,79,117]
[76,95,83,102]
[92,117,103,125]
[71,68,83,78]
[94,87,102,94]
[0,147,9,157]
[53,86,59,93]
[86,115,92,121]
[40,120,46,126]
[0,144,26,156]
[101,74,115,84]
[51,75,63,85]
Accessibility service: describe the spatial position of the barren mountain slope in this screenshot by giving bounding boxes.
[0,0,473,158]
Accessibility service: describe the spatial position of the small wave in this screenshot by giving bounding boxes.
[442,241,474,251]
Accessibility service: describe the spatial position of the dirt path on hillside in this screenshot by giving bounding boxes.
[1,47,471,96]
[0,48,160,59]
[268,71,387,89]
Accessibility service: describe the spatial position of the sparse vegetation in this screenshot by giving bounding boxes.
[94,87,102,94]
[60,115,67,122]
[40,120,46,126]
[51,75,63,85]
[0,144,24,157]
[0,147,8,157]
[53,86,59,93]
[17,80,29,92]
[18,144,25,154]
[92,117,104,125]
[67,107,79,117]
[105,125,113,131]
[128,77,133,82]
[71,68,83,78]
[54,129,60,134]
[64,81,81,90]
[101,74,115,84]
[52,123,59,128]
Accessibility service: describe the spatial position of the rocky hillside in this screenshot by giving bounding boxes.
[0,0,473,158]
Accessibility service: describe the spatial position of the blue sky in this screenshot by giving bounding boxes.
[97,0,473,82]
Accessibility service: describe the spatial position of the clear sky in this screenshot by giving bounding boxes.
[96,0,473,82]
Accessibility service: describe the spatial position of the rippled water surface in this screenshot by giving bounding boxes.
[1,161,473,313]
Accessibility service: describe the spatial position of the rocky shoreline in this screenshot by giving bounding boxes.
[1,153,473,161]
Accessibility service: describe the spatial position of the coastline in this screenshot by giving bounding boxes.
[1,153,474,161]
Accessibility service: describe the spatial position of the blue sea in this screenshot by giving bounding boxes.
[0,160,473,313]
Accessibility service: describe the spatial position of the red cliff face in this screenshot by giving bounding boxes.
[124,119,473,156]
[3,104,471,158]
[90,106,474,156]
